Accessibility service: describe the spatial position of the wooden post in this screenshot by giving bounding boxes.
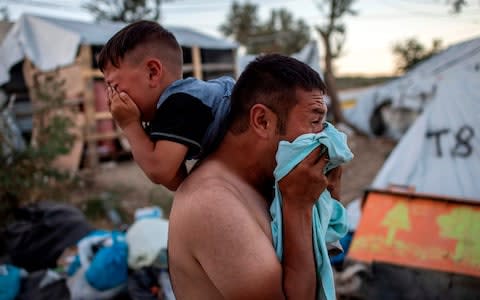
[81,46,98,168]
[191,46,203,80]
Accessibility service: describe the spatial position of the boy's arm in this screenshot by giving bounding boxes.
[122,123,188,190]
[109,89,187,190]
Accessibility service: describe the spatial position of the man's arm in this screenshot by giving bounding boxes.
[278,146,331,299]
[108,89,187,190]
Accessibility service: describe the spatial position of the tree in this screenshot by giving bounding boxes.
[84,0,167,23]
[314,0,356,126]
[393,38,442,73]
[438,207,480,265]
[381,202,411,246]
[0,74,76,204]
[219,2,260,51]
[220,1,310,55]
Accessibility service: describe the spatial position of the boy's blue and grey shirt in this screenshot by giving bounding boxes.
[146,76,234,160]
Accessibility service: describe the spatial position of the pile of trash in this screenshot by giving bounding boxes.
[0,202,173,300]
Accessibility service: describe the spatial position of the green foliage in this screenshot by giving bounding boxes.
[84,0,167,22]
[0,73,76,204]
[220,1,310,55]
[393,38,442,74]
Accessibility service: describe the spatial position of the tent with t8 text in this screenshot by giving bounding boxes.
[342,40,480,299]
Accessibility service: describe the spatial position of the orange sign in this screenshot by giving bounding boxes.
[348,190,480,277]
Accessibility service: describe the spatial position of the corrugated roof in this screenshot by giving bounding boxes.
[30,14,237,49]
[0,14,237,85]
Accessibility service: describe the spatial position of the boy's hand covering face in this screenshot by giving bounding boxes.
[107,86,141,129]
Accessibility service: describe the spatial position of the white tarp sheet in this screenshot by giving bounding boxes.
[0,14,237,85]
[371,50,480,201]
[344,36,480,138]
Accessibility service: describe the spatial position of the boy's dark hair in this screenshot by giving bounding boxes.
[228,54,327,135]
[97,20,182,73]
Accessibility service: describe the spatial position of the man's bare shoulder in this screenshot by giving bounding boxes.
[173,160,245,219]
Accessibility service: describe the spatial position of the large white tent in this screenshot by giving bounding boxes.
[371,42,480,201]
[344,36,480,140]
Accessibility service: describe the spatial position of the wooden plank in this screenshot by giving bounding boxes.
[86,131,123,141]
[191,46,203,80]
[348,190,480,277]
[200,63,235,72]
[182,64,194,73]
[52,113,85,174]
[81,46,99,168]
[83,69,104,79]
[95,111,113,120]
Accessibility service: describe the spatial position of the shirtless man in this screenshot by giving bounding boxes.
[168,54,340,299]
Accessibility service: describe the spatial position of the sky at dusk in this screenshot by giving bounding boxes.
[4,0,480,76]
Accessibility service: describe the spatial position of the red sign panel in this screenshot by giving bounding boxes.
[349,191,480,277]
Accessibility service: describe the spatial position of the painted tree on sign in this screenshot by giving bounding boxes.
[381,202,411,246]
[437,207,480,265]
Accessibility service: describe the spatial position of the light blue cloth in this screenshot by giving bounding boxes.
[270,122,353,300]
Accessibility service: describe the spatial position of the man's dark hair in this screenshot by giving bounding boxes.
[97,20,182,73]
[229,54,327,135]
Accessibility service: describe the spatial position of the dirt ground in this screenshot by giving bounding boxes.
[84,134,396,222]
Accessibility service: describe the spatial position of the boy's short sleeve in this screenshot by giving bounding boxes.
[148,93,214,157]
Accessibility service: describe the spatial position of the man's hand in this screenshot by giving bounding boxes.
[107,86,141,129]
[279,146,329,210]
[326,166,342,200]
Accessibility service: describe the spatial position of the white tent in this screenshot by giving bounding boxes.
[344,36,480,140]
[371,44,480,201]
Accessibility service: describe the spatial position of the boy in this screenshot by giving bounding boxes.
[98,20,234,190]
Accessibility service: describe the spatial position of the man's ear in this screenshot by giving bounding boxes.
[250,104,277,139]
[146,58,163,87]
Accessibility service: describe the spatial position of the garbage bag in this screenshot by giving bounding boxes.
[16,270,70,300]
[85,231,128,291]
[127,267,161,300]
[67,266,126,300]
[0,264,22,300]
[127,218,168,270]
[4,202,93,272]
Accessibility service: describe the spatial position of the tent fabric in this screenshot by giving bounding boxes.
[0,14,237,85]
[371,50,480,201]
[344,36,480,138]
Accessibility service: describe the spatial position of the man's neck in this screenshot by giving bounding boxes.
[213,132,275,200]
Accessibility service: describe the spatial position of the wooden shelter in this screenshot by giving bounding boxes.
[0,14,238,172]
